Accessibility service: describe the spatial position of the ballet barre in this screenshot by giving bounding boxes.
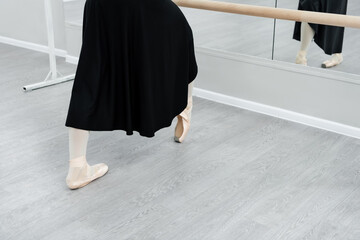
[173,0,360,29]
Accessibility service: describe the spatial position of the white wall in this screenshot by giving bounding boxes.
[0,0,66,51]
[193,47,360,139]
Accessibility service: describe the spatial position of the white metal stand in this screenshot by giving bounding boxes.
[23,0,75,92]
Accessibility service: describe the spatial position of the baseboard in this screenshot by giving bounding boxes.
[193,87,360,139]
[0,35,67,57]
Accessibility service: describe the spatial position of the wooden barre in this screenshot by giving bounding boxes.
[172,0,360,29]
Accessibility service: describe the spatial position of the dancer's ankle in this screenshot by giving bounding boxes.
[69,155,87,168]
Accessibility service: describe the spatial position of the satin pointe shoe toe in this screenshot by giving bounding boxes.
[66,156,109,190]
[174,112,190,143]
[174,98,192,143]
[321,53,343,68]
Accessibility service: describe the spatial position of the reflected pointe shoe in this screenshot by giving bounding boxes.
[66,155,109,190]
[295,50,307,66]
[321,53,343,68]
[174,96,193,143]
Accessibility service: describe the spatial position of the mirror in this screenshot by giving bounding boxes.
[274,0,360,76]
[180,0,276,60]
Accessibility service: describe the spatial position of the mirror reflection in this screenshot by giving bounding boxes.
[274,0,360,75]
[180,0,276,59]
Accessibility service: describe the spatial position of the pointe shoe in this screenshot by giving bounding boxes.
[295,50,307,66]
[66,156,109,190]
[321,53,343,68]
[174,97,192,143]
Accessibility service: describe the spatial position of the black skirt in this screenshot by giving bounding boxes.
[65,0,198,137]
[293,0,348,55]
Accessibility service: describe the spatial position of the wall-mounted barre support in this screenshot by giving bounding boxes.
[173,0,360,29]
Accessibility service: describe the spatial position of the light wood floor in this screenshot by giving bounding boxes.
[1,42,360,239]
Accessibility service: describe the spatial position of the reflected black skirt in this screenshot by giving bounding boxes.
[65,0,198,137]
[293,0,348,55]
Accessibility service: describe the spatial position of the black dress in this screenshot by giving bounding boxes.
[293,0,348,55]
[65,0,198,137]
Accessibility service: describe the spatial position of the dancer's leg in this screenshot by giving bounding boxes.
[66,127,108,189]
[69,127,89,160]
[296,22,315,65]
[187,81,194,121]
[300,22,315,52]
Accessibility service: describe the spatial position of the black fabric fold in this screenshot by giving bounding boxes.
[65,0,198,137]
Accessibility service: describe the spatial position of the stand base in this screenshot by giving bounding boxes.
[23,73,75,92]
